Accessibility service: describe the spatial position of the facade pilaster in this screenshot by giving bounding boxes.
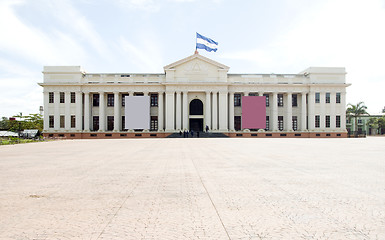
[75,91,82,131]
[182,91,188,130]
[320,92,326,129]
[229,91,235,131]
[285,93,292,131]
[258,91,264,97]
[341,92,347,130]
[212,91,218,130]
[54,91,60,130]
[84,92,90,132]
[271,92,278,131]
[99,91,105,132]
[65,92,71,130]
[308,91,315,131]
[330,91,336,129]
[43,92,49,131]
[205,91,211,130]
[301,92,307,131]
[165,91,175,131]
[175,91,182,131]
[113,91,120,131]
[218,91,228,131]
[158,91,164,131]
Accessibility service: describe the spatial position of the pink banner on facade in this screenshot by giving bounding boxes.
[242,96,266,129]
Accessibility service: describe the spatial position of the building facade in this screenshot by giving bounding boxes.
[39,53,350,138]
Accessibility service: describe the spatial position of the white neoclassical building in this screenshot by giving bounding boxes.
[39,53,350,138]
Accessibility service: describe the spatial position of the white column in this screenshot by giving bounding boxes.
[271,92,278,131]
[219,91,228,131]
[84,92,90,132]
[75,91,82,131]
[212,91,218,130]
[301,92,307,131]
[341,92,347,130]
[175,91,182,131]
[182,91,188,130]
[229,92,235,131]
[113,91,120,131]
[308,91,315,131]
[330,92,336,129]
[258,91,264,97]
[285,93,292,131]
[158,92,164,131]
[165,91,175,131]
[64,92,70,130]
[99,91,105,132]
[43,92,49,131]
[320,92,326,129]
[244,91,249,96]
[54,91,60,131]
[205,91,211,131]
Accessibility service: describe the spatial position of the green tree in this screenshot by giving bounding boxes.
[0,117,10,130]
[346,101,368,136]
[377,117,385,135]
[8,113,43,133]
[367,117,379,135]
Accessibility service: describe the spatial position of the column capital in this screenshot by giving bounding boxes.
[165,91,175,94]
[175,91,181,94]
[205,90,211,94]
[219,91,227,94]
[228,91,235,94]
[83,91,90,95]
[143,91,149,95]
[113,91,120,95]
[99,91,105,94]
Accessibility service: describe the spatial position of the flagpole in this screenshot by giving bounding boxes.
[195,32,198,54]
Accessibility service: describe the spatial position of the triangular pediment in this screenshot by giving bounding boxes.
[164,53,229,71]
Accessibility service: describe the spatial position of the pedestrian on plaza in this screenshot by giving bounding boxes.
[186,130,189,138]
[197,131,200,138]
[191,130,194,138]
[179,130,182,137]
[205,125,209,132]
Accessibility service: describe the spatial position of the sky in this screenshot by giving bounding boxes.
[0,0,385,118]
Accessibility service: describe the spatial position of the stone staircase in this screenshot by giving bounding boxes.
[166,132,229,138]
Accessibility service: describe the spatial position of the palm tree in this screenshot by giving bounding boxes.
[346,102,368,136]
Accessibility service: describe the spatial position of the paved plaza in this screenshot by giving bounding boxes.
[0,137,385,239]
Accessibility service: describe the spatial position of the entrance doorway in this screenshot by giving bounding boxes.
[189,119,203,132]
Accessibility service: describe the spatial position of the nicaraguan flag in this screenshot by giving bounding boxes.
[196,33,218,52]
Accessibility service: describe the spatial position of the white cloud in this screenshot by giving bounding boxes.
[222,0,385,113]
[118,36,164,72]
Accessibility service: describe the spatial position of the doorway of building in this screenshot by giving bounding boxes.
[189,119,203,132]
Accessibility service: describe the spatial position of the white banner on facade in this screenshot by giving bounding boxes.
[124,96,150,129]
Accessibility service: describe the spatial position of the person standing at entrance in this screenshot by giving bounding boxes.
[191,130,194,138]
[205,125,209,132]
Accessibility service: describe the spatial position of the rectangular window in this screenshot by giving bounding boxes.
[234,94,241,106]
[315,115,320,128]
[264,94,269,107]
[278,94,283,107]
[107,94,114,107]
[292,116,298,131]
[49,92,54,103]
[150,116,158,131]
[93,94,99,107]
[358,119,363,124]
[49,115,54,128]
[71,115,76,128]
[134,92,144,96]
[249,93,257,96]
[93,116,99,131]
[151,94,158,107]
[278,116,284,131]
[265,116,269,131]
[234,116,241,131]
[71,92,76,103]
[122,116,126,130]
[326,115,330,128]
[60,92,65,103]
[326,92,330,103]
[315,92,320,103]
[122,94,128,106]
[60,115,65,128]
[336,92,341,103]
[107,116,114,131]
[292,94,297,107]
[336,116,341,128]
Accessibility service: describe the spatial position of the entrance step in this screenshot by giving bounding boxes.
[166,132,229,138]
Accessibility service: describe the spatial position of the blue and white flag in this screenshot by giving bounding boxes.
[196,33,218,52]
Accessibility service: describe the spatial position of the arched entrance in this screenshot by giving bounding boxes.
[189,99,203,132]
